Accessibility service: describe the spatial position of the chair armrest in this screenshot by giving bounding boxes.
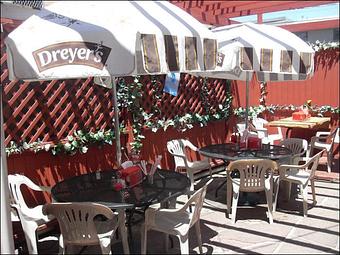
[254,127,267,132]
[40,186,52,193]
[292,150,306,158]
[278,163,304,177]
[279,155,311,169]
[185,141,198,152]
[169,152,186,159]
[315,131,331,138]
[279,159,309,172]
[310,135,327,145]
[144,206,182,223]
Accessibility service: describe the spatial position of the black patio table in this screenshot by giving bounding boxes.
[51,168,190,252]
[199,143,292,162]
[199,143,293,198]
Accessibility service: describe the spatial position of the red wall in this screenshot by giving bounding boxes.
[233,50,339,108]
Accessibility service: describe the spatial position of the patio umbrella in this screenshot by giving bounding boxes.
[2,1,218,252]
[201,22,315,129]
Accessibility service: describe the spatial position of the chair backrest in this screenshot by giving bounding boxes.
[252,117,269,139]
[334,128,339,144]
[227,159,277,192]
[167,139,189,169]
[252,117,268,129]
[329,128,339,146]
[236,122,246,134]
[304,149,325,179]
[42,202,114,246]
[8,174,45,212]
[121,160,134,169]
[185,179,213,228]
[279,138,308,156]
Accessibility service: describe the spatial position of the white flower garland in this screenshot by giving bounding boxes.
[309,40,340,52]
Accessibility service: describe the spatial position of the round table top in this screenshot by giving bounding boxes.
[199,143,293,161]
[51,169,190,210]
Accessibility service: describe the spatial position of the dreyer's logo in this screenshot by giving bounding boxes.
[33,42,111,72]
[216,52,225,67]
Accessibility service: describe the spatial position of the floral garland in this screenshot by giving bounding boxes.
[309,40,339,52]
[118,76,233,154]
[6,129,116,156]
[234,103,339,119]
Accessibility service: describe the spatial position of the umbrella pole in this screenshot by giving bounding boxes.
[111,77,122,167]
[0,87,15,254]
[245,73,250,130]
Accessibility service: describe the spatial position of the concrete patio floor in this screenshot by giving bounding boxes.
[37,161,339,255]
[122,173,339,254]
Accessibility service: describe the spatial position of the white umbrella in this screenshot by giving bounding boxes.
[201,22,315,128]
[2,1,218,252]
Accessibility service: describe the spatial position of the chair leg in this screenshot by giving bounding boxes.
[310,179,317,205]
[264,186,274,224]
[22,223,39,254]
[58,235,64,255]
[286,181,292,201]
[27,234,39,255]
[140,224,147,255]
[226,177,232,217]
[301,184,308,217]
[195,222,203,254]
[100,238,112,254]
[164,233,169,253]
[327,151,333,173]
[231,185,240,224]
[188,171,195,191]
[117,209,130,254]
[273,177,280,212]
[179,235,189,255]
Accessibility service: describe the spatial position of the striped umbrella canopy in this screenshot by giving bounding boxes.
[5,1,217,81]
[207,22,315,82]
[201,22,315,130]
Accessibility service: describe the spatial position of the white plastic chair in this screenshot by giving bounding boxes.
[8,174,57,254]
[226,159,277,224]
[252,117,283,145]
[279,138,309,165]
[167,139,212,190]
[235,121,258,136]
[231,121,258,142]
[307,128,339,173]
[274,149,324,217]
[42,202,123,254]
[141,179,213,254]
[121,160,134,169]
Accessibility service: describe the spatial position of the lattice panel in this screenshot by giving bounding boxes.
[138,74,229,120]
[2,78,115,145]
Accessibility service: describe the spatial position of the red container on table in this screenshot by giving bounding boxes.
[230,133,241,144]
[119,165,143,187]
[292,111,310,121]
[239,141,247,149]
[247,136,261,149]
